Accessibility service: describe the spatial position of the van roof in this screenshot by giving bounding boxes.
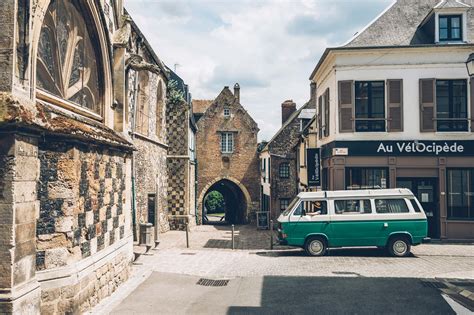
[298,189,415,199]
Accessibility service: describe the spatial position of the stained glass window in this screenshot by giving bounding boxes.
[36,0,103,115]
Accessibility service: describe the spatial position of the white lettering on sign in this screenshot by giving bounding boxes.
[376,142,464,155]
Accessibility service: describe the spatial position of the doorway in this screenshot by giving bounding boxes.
[397,178,440,238]
[202,179,247,225]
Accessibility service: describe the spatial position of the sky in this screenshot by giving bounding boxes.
[125,0,393,141]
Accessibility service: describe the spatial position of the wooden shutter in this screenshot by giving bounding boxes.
[338,80,354,133]
[471,78,474,132]
[318,95,323,139]
[324,88,330,137]
[387,80,403,132]
[419,79,436,132]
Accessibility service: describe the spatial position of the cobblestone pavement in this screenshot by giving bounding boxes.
[147,224,474,280]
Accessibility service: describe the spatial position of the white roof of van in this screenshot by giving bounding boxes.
[298,189,414,199]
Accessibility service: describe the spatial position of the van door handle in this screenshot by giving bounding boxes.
[383,222,388,228]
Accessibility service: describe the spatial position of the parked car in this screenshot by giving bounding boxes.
[277,189,429,257]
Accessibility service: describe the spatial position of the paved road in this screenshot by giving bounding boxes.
[92,224,474,314]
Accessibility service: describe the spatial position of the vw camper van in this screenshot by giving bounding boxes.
[277,189,428,257]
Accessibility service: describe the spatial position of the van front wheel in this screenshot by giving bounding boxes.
[388,236,411,257]
[304,237,327,256]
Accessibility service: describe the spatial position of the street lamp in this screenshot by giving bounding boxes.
[466,53,474,77]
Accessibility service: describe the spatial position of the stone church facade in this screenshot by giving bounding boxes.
[194,85,260,224]
[0,0,189,313]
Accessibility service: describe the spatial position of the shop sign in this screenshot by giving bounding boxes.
[324,140,474,157]
[333,148,348,156]
[307,148,321,187]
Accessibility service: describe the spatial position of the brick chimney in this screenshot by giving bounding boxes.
[234,83,240,103]
[281,100,296,125]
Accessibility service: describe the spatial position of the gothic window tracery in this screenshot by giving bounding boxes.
[36,0,103,115]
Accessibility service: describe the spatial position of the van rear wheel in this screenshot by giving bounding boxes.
[304,237,327,256]
[388,236,411,257]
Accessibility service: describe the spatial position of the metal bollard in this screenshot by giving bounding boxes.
[185,222,189,248]
[270,220,274,250]
[231,224,235,250]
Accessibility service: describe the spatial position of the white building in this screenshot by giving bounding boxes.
[311,0,474,239]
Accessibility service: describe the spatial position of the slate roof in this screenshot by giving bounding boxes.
[345,0,472,48]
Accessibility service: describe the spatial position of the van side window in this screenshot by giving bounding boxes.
[304,201,327,215]
[293,203,303,216]
[375,199,409,214]
[334,200,371,214]
[409,199,422,213]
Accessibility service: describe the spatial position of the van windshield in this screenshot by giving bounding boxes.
[282,198,299,216]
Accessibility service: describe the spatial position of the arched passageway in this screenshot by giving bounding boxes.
[203,179,247,224]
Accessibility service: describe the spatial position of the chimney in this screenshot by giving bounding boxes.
[281,100,297,125]
[234,83,240,103]
[310,82,317,108]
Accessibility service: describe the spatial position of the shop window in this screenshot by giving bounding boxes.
[279,199,290,212]
[447,169,474,220]
[220,132,234,153]
[334,199,371,214]
[436,80,468,132]
[345,168,388,190]
[36,0,103,115]
[439,15,462,42]
[355,81,386,132]
[375,199,409,214]
[279,163,290,178]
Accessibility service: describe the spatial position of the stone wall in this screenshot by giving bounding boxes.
[133,136,169,232]
[36,140,129,270]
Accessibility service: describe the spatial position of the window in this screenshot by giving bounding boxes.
[156,80,164,137]
[224,108,231,117]
[135,72,150,135]
[220,132,234,153]
[375,199,409,214]
[279,163,290,178]
[439,15,462,42]
[447,169,474,220]
[280,199,290,212]
[355,81,385,132]
[36,0,103,115]
[436,80,468,132]
[346,168,388,190]
[334,199,371,214]
[409,199,422,213]
[303,200,328,215]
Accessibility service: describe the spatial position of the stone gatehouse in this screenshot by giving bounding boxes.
[194,85,260,224]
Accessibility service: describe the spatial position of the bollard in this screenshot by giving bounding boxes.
[270,220,274,250]
[231,224,235,250]
[185,222,189,248]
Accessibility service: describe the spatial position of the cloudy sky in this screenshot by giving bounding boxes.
[126,0,393,141]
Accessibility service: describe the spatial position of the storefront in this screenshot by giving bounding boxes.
[320,140,474,240]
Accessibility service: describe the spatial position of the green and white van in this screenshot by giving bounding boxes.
[277,189,429,257]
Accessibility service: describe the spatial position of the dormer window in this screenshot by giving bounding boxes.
[439,15,462,41]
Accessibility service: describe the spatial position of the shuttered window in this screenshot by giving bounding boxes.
[318,95,323,139]
[355,81,386,132]
[324,88,330,137]
[387,80,403,132]
[419,79,436,132]
[338,81,354,132]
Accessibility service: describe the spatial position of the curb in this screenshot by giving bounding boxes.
[437,278,474,303]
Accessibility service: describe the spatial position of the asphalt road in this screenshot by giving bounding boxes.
[112,272,457,315]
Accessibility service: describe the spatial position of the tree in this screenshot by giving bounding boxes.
[204,191,225,214]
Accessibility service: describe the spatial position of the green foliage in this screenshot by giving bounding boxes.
[166,80,185,106]
[205,191,225,214]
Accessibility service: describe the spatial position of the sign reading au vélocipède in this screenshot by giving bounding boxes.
[307,148,321,187]
[325,140,474,157]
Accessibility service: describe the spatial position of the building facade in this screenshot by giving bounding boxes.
[0,0,188,313]
[311,0,474,239]
[194,85,260,224]
[259,99,316,221]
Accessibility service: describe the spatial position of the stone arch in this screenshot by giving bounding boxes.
[198,176,252,224]
[31,0,113,120]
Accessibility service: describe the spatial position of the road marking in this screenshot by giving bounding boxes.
[441,293,473,315]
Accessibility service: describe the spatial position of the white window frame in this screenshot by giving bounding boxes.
[220,132,234,153]
[435,10,467,43]
[224,108,231,118]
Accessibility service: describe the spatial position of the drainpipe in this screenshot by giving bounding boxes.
[195,158,198,225]
[129,55,140,242]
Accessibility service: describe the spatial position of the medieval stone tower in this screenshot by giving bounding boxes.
[193,84,260,224]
